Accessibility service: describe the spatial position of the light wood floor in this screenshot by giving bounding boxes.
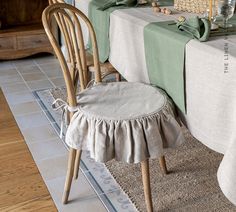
[0,88,57,211]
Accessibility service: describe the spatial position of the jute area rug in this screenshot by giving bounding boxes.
[49,87,236,212]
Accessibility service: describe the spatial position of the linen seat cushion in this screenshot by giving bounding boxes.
[65,82,184,163]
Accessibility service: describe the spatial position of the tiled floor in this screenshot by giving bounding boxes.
[0,55,107,212]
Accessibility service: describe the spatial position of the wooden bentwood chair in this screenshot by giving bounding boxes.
[42,3,177,212]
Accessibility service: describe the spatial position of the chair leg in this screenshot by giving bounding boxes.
[159,155,168,175]
[141,160,153,212]
[62,148,76,204]
[115,72,121,82]
[73,149,82,180]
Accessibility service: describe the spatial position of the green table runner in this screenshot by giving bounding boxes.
[144,21,192,113]
[88,0,174,63]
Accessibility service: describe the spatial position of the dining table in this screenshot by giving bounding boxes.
[74,0,236,206]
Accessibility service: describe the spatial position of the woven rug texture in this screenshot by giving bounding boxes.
[48,86,236,212]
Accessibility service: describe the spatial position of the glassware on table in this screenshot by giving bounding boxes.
[217,0,236,28]
[205,0,219,30]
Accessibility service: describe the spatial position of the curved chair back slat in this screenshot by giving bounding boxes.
[42,3,102,110]
[49,0,94,85]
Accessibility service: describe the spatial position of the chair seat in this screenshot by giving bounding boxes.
[66,82,184,163]
[77,82,166,119]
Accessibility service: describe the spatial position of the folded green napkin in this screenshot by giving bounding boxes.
[98,0,137,10]
[177,17,210,42]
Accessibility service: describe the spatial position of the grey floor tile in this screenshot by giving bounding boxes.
[37,155,68,181]
[34,55,58,65]
[22,123,59,143]
[13,58,36,68]
[15,111,49,130]
[10,101,42,116]
[40,62,61,71]
[0,61,14,70]
[21,72,48,82]
[39,62,63,79]
[27,79,54,91]
[46,175,106,212]
[0,72,23,85]
[5,91,35,105]
[50,77,66,87]
[43,68,63,79]
[27,138,67,161]
[0,68,18,76]
[1,82,29,94]
[17,65,42,74]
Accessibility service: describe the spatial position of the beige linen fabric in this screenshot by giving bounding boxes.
[65,82,184,163]
[185,38,236,206]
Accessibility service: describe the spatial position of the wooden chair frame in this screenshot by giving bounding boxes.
[42,3,167,211]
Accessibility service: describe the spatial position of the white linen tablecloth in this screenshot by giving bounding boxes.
[75,0,236,205]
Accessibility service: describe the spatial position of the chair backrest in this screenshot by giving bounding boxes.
[42,3,102,109]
